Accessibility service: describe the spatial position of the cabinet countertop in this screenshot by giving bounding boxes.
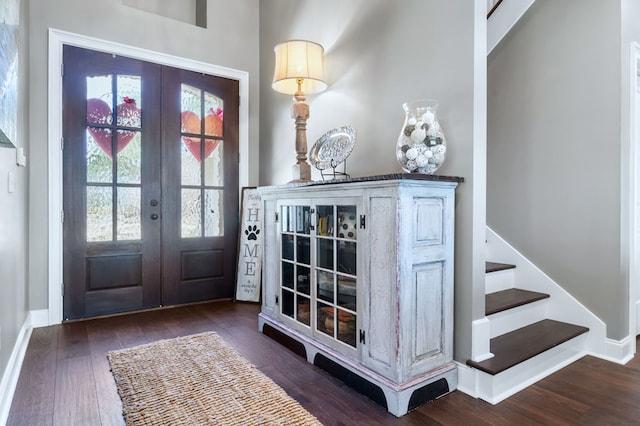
[259,173,464,190]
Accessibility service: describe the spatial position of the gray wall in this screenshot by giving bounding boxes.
[487,0,627,338]
[259,0,486,360]
[27,0,260,310]
[0,0,29,391]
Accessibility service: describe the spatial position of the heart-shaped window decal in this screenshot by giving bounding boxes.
[181,108,223,162]
[87,97,141,158]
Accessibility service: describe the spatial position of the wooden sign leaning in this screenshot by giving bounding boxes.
[235,187,263,302]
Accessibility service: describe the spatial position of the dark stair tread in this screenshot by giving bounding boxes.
[486,288,550,315]
[466,319,589,375]
[486,262,516,273]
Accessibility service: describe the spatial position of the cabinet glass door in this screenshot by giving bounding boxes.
[316,205,357,347]
[280,205,312,326]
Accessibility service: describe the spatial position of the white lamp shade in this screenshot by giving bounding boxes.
[272,40,327,95]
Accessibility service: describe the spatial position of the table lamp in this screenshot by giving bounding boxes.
[272,40,327,182]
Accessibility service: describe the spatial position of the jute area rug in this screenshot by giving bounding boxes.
[107,331,322,425]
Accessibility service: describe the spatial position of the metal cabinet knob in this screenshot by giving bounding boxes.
[150,213,159,220]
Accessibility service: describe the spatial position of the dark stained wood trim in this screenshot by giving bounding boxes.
[487,0,504,19]
[467,319,589,375]
[486,288,550,315]
[486,261,516,273]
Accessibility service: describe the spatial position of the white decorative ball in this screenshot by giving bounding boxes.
[405,148,418,160]
[410,127,427,144]
[406,159,418,171]
[432,144,446,155]
[424,150,434,159]
[422,110,435,126]
[427,123,440,138]
[430,153,445,165]
[415,155,428,167]
[408,117,417,126]
[414,143,427,154]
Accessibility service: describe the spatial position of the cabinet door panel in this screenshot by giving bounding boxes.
[364,196,396,372]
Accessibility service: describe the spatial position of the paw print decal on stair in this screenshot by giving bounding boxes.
[245,225,260,241]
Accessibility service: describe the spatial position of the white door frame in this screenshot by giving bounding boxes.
[629,42,640,342]
[47,28,250,325]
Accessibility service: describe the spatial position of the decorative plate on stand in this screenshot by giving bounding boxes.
[309,126,356,171]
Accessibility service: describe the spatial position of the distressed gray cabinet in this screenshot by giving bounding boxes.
[258,174,461,416]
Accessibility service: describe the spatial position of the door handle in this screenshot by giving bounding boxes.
[150,213,159,220]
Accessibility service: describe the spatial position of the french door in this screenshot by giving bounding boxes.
[62,45,239,320]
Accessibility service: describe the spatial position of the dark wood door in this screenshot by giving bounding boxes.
[62,46,239,320]
[160,66,239,305]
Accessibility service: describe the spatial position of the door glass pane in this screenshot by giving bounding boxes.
[86,128,113,183]
[282,261,294,289]
[282,289,294,318]
[317,238,334,270]
[181,84,202,133]
[86,75,113,125]
[297,295,310,326]
[117,187,141,240]
[337,275,356,310]
[204,140,223,186]
[337,241,357,275]
[317,270,334,303]
[281,206,294,233]
[297,265,310,295]
[204,91,223,137]
[336,309,356,347]
[204,189,223,237]
[282,234,294,260]
[87,186,113,242]
[181,188,201,238]
[181,137,201,186]
[116,75,141,128]
[296,236,310,265]
[117,131,141,184]
[317,302,334,337]
[317,205,334,237]
[296,206,311,234]
[338,206,357,239]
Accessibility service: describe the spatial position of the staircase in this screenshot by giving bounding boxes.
[473,262,590,374]
[462,260,592,404]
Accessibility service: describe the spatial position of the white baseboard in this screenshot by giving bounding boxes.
[591,336,635,364]
[0,310,45,425]
[636,300,640,335]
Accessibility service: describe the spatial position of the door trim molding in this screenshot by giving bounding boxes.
[47,28,250,324]
[628,41,640,341]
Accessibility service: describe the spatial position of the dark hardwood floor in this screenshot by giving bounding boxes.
[7,301,640,425]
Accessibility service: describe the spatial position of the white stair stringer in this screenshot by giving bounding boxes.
[487,0,536,54]
[457,332,588,404]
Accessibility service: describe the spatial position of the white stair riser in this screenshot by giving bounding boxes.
[485,269,515,293]
[489,298,549,338]
[473,333,588,404]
